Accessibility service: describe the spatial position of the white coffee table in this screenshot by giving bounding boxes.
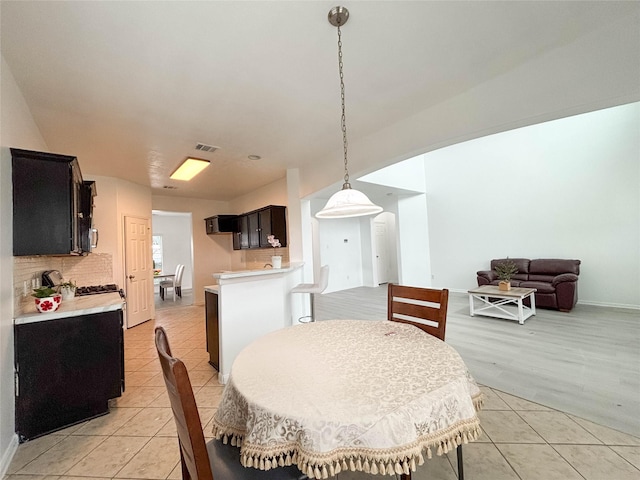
[468,285,537,325]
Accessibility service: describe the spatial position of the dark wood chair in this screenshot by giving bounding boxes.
[387,285,465,480]
[387,283,449,340]
[154,326,304,480]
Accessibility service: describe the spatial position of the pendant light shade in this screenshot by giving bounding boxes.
[315,7,383,220]
[316,184,383,219]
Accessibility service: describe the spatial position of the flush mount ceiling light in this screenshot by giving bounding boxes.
[169,157,210,181]
[316,6,383,220]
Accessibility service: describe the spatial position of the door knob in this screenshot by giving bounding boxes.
[128,275,135,280]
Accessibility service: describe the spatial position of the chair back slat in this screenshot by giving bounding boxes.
[155,327,214,480]
[387,284,449,340]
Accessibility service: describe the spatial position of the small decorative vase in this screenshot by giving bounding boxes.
[271,255,282,269]
[35,294,62,313]
[60,286,76,301]
[498,281,511,291]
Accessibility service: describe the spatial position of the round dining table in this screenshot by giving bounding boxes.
[212,319,483,479]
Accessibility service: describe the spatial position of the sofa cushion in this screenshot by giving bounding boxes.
[528,274,555,283]
[490,258,530,274]
[529,259,580,275]
[520,281,556,294]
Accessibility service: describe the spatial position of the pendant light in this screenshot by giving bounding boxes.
[315,7,383,219]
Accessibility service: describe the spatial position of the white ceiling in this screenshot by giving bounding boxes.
[2,1,639,202]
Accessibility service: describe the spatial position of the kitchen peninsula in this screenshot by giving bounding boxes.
[206,263,304,384]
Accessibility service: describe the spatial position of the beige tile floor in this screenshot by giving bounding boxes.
[4,304,640,480]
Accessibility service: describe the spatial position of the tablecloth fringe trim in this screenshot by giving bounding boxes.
[237,421,482,479]
[472,393,484,411]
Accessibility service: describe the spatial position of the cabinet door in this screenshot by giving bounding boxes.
[12,149,83,256]
[248,212,260,248]
[233,215,249,250]
[205,291,219,371]
[15,310,123,442]
[258,208,272,247]
[266,206,287,247]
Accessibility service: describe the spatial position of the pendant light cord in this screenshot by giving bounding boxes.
[337,24,351,188]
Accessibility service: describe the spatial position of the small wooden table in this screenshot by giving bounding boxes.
[468,285,537,325]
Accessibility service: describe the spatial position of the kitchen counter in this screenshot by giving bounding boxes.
[212,262,304,281]
[15,292,125,325]
[208,262,304,384]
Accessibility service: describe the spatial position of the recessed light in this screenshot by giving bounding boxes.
[248,155,261,160]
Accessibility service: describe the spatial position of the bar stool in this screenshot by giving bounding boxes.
[291,265,329,323]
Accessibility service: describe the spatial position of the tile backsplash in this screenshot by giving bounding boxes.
[242,247,290,270]
[14,253,113,314]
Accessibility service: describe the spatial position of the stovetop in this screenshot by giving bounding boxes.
[75,284,120,297]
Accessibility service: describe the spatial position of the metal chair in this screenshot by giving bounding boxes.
[154,326,304,480]
[291,265,329,323]
[160,264,185,301]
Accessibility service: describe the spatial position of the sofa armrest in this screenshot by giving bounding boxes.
[552,273,578,286]
[477,270,497,282]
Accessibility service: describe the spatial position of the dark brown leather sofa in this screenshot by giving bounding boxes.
[477,258,581,312]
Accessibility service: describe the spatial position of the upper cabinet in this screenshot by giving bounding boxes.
[232,205,287,250]
[12,148,85,256]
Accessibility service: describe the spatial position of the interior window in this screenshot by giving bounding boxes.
[152,235,163,274]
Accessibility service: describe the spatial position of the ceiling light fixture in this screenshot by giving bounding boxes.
[169,157,210,181]
[248,155,261,160]
[316,6,383,219]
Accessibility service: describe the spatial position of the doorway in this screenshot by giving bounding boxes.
[151,211,194,309]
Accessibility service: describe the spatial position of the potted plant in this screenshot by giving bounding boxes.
[495,259,518,291]
[267,235,282,268]
[32,286,62,313]
[59,280,77,300]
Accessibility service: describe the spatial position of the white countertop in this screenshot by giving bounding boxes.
[15,292,125,325]
[212,262,304,280]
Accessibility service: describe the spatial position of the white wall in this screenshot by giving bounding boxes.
[423,102,640,308]
[152,213,193,290]
[0,55,48,475]
[317,217,364,293]
[151,195,231,305]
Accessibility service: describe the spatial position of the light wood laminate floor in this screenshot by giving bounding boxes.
[4,291,639,480]
[316,286,640,437]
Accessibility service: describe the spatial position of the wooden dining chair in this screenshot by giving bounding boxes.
[387,283,449,340]
[388,285,465,480]
[154,327,304,480]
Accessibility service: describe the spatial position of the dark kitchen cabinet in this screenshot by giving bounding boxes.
[248,212,260,248]
[205,290,219,371]
[205,215,236,234]
[232,205,287,250]
[233,215,250,250]
[11,148,84,256]
[14,310,124,442]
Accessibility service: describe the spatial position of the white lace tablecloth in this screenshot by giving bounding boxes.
[212,319,483,479]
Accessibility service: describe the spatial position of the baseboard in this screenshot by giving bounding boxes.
[0,434,19,478]
[578,300,640,310]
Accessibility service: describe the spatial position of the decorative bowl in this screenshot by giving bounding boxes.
[34,294,62,313]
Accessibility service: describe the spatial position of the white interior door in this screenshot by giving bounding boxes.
[124,215,152,328]
[375,221,390,285]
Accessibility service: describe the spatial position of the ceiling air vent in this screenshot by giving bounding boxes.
[163,185,178,190]
[195,143,219,153]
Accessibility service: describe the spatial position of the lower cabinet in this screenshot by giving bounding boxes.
[205,291,220,371]
[14,310,124,442]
